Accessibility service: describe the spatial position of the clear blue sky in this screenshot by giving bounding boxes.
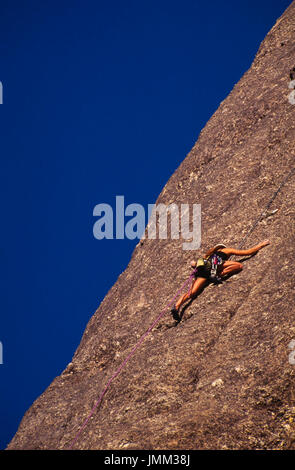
[0,0,292,449]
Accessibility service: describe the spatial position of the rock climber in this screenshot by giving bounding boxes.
[170,239,270,321]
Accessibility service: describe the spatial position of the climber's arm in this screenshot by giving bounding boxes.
[221,240,270,257]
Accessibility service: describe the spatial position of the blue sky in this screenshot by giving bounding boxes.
[0,0,292,449]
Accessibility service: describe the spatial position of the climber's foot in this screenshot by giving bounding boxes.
[171,307,180,322]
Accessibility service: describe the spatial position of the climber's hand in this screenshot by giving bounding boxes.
[260,239,270,248]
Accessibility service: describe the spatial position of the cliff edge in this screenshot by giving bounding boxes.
[7,2,295,450]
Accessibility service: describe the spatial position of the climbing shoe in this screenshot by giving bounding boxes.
[171,307,180,322]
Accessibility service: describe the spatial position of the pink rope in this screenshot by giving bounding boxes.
[67,271,195,449]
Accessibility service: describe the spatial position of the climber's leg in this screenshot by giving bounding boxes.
[175,277,208,311]
[219,260,243,277]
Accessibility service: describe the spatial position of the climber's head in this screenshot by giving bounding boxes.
[213,243,226,251]
[204,243,226,258]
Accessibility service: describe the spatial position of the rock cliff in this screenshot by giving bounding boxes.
[7,2,295,450]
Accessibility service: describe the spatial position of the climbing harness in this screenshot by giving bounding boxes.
[195,250,226,282]
[66,165,295,449]
[209,253,223,282]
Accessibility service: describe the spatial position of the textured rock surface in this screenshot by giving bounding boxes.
[8,3,295,450]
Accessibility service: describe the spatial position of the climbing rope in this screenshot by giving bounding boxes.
[66,165,295,449]
[67,269,196,449]
[238,166,295,249]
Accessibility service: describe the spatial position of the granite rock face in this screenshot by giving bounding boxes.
[8,2,295,450]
